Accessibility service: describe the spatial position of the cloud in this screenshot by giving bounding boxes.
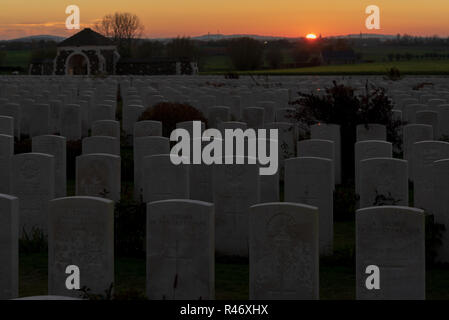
[0,21,97,40]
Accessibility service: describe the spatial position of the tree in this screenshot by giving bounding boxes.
[227,37,264,71]
[95,12,144,57]
[0,51,6,66]
[134,40,165,59]
[266,46,283,69]
[166,37,198,60]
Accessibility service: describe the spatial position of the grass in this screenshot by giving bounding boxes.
[18,219,449,299]
[201,60,449,76]
[3,50,31,68]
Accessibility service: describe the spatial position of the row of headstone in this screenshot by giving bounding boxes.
[1,195,425,300]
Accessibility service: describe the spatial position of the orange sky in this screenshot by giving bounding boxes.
[0,0,448,39]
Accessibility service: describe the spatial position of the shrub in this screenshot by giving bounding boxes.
[290,81,403,185]
[138,102,207,137]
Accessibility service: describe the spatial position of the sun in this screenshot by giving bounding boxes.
[306,33,317,40]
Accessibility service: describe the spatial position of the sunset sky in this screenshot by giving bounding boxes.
[0,0,448,40]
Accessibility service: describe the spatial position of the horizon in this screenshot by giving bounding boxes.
[3,31,449,42]
[0,0,448,40]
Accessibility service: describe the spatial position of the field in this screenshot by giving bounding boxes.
[3,46,449,75]
[202,60,449,76]
[2,50,31,68]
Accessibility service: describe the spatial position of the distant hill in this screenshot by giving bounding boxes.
[5,35,65,42]
[2,33,403,43]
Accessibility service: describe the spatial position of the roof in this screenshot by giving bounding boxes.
[58,28,115,47]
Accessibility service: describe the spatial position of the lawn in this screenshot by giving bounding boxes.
[18,219,449,300]
[3,50,31,68]
[202,60,449,76]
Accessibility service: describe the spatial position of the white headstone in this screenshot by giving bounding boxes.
[0,116,13,136]
[60,104,81,141]
[249,202,319,300]
[133,137,170,201]
[48,196,114,298]
[413,141,449,211]
[213,158,260,257]
[11,153,55,235]
[32,135,67,198]
[285,157,333,255]
[146,199,214,300]
[403,124,433,180]
[311,123,341,184]
[91,120,120,139]
[354,140,392,196]
[0,194,19,299]
[356,206,425,300]
[356,124,387,142]
[142,154,189,203]
[82,136,120,156]
[0,134,13,194]
[359,158,408,208]
[76,154,121,201]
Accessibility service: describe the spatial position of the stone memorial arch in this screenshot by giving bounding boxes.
[54,28,120,75]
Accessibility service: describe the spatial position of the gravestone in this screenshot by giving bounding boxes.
[0,103,20,138]
[354,140,392,196]
[243,107,265,129]
[285,157,333,256]
[413,141,449,211]
[30,104,50,137]
[142,154,189,203]
[60,104,81,141]
[0,194,19,299]
[213,157,260,257]
[82,136,120,156]
[208,106,230,128]
[133,137,170,201]
[48,100,62,134]
[11,153,55,235]
[359,158,408,208]
[257,101,276,123]
[123,105,144,136]
[91,120,120,138]
[146,199,214,300]
[134,121,163,138]
[249,202,319,300]
[311,123,341,184]
[356,124,387,142]
[433,159,449,262]
[48,196,114,298]
[0,116,13,136]
[356,206,425,300]
[91,104,115,123]
[297,139,335,188]
[32,135,67,198]
[403,124,433,180]
[438,104,449,137]
[76,154,121,201]
[416,110,439,139]
[0,134,13,194]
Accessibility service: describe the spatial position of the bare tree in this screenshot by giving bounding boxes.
[94,12,144,57]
